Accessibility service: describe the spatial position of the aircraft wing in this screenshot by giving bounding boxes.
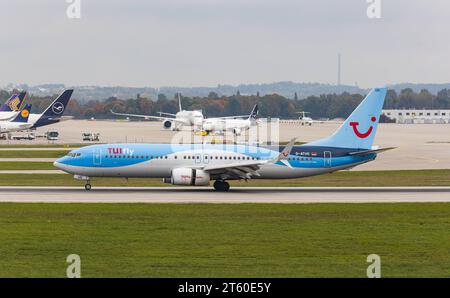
[200,138,297,179]
[111,110,188,124]
[158,112,177,117]
[111,110,171,120]
[212,115,248,120]
[202,160,270,180]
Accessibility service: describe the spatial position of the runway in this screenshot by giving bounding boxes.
[1,186,450,203]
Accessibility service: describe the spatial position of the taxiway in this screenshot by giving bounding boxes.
[0,186,449,203]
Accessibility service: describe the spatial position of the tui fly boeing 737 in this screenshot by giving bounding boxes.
[54,88,393,191]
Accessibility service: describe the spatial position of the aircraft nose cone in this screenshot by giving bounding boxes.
[53,157,68,171]
[53,160,62,169]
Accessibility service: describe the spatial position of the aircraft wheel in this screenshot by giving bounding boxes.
[222,182,230,191]
[213,181,230,192]
[85,183,92,191]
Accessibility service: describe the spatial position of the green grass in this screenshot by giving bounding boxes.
[0,162,55,170]
[0,143,89,148]
[0,169,449,187]
[0,203,448,277]
[0,150,68,158]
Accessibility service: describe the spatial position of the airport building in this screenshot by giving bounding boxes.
[382,109,450,124]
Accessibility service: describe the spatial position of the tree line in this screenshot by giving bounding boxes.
[1,88,449,120]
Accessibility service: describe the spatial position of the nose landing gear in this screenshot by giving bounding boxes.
[213,180,230,192]
[84,181,92,191]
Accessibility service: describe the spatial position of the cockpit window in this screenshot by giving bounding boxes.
[68,152,82,157]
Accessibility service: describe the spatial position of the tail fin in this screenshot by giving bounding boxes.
[248,104,258,121]
[32,89,73,128]
[11,104,32,123]
[0,92,27,112]
[41,89,73,118]
[306,87,387,149]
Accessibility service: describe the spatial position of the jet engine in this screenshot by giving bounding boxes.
[163,120,172,129]
[167,168,210,186]
[232,128,242,136]
[202,122,214,132]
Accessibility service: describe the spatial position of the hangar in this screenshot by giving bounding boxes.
[382,109,450,124]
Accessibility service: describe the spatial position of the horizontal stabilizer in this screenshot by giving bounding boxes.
[348,147,396,156]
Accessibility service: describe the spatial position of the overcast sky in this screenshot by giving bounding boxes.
[0,0,449,88]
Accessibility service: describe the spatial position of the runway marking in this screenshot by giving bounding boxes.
[0,187,450,204]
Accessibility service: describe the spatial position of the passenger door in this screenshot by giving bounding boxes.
[324,151,332,168]
[203,153,210,164]
[194,153,202,164]
[93,148,102,166]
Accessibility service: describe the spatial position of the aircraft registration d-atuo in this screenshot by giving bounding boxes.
[54,88,394,191]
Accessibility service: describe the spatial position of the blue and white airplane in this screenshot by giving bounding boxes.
[0,104,33,133]
[54,88,393,191]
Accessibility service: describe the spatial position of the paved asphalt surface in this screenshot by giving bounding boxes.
[0,186,450,203]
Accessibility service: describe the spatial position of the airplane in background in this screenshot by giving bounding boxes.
[111,94,204,131]
[201,104,259,136]
[27,89,74,129]
[296,111,340,126]
[297,111,315,126]
[0,104,33,133]
[55,87,394,192]
[0,92,27,121]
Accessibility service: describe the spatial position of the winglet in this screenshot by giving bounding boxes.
[271,138,296,167]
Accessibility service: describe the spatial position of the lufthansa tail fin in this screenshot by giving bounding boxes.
[11,104,32,123]
[306,87,387,149]
[0,92,27,112]
[41,89,73,118]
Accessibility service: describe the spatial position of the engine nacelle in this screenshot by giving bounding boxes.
[169,168,210,186]
[232,128,242,136]
[163,120,172,129]
[202,122,214,132]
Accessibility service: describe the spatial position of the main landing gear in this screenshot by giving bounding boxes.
[84,181,92,191]
[213,180,230,192]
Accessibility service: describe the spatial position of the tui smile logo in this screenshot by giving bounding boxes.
[349,117,376,138]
